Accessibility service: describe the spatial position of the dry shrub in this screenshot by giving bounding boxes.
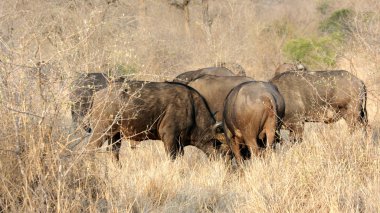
[0,0,379,212]
[0,61,107,212]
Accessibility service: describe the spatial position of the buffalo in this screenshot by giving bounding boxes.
[88,81,225,162]
[174,66,246,84]
[270,70,368,142]
[223,81,285,164]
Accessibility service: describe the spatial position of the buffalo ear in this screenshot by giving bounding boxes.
[213,121,224,134]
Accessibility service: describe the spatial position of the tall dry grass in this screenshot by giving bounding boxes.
[0,0,380,212]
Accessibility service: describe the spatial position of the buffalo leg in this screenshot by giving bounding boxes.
[160,131,182,160]
[259,127,276,150]
[164,137,182,160]
[231,136,243,166]
[158,112,184,159]
[343,109,368,137]
[245,138,260,158]
[222,128,237,165]
[109,132,122,163]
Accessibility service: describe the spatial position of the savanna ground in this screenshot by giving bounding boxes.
[0,0,380,212]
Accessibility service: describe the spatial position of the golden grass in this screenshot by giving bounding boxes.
[1,115,379,212]
[1,0,380,212]
[96,126,380,212]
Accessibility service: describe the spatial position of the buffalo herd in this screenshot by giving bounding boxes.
[70,62,368,166]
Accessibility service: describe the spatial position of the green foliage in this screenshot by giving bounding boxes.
[283,36,339,68]
[319,8,353,36]
[283,8,355,68]
[283,38,313,62]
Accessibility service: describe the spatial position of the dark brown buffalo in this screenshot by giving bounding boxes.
[174,66,245,84]
[88,81,224,161]
[223,81,285,163]
[270,70,368,142]
[69,73,127,132]
[274,62,308,76]
[187,75,254,122]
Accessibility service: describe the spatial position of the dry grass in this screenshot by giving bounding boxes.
[1,0,380,212]
[105,125,379,212]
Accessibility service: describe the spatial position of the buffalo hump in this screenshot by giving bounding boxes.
[274,62,308,76]
[173,67,241,84]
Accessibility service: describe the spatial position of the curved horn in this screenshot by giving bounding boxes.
[212,121,224,134]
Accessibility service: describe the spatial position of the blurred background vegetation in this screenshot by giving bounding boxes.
[0,0,380,212]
